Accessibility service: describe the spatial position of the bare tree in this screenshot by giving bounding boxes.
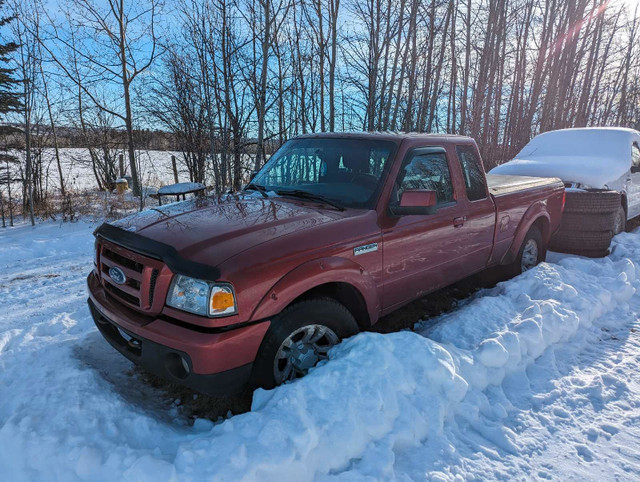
[37,0,163,197]
[4,0,640,214]
[11,7,36,224]
[147,51,209,185]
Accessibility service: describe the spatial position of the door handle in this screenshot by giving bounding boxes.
[453,216,466,227]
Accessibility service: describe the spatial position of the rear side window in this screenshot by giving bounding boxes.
[396,149,455,205]
[456,146,487,201]
[633,143,640,168]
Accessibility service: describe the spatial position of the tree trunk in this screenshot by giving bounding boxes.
[118,0,140,197]
[255,0,271,170]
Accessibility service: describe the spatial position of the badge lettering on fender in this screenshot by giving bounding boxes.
[354,243,378,256]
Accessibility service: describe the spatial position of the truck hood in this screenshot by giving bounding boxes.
[111,194,341,268]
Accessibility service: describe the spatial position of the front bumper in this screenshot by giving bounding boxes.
[87,273,270,396]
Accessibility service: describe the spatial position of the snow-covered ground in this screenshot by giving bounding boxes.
[1,221,640,480]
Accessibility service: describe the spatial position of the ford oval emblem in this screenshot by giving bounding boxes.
[109,267,126,285]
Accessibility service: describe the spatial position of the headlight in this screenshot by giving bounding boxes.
[166,275,237,317]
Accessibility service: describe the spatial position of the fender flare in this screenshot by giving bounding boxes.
[250,256,381,326]
[501,202,551,265]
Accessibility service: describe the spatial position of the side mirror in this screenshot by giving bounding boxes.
[631,166,640,174]
[389,189,437,216]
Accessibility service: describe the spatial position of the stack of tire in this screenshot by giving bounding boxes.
[549,191,624,258]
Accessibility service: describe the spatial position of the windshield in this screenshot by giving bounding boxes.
[251,138,396,209]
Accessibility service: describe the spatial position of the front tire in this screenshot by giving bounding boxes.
[251,298,359,389]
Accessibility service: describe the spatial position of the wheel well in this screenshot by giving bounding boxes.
[288,282,371,330]
[621,193,628,215]
[531,216,550,244]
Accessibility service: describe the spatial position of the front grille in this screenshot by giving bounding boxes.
[149,269,159,306]
[105,282,140,306]
[102,247,143,273]
[98,239,165,312]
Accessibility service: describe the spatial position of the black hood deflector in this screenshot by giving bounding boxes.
[94,223,221,281]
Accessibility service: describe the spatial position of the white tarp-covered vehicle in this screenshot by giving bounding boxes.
[491,127,640,256]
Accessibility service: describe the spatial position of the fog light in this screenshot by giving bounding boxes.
[180,356,190,375]
[166,352,190,379]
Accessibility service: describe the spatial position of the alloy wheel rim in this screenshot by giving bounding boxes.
[274,324,339,384]
[521,239,539,272]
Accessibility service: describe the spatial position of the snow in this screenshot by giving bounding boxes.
[157,182,206,195]
[2,220,640,479]
[490,127,640,188]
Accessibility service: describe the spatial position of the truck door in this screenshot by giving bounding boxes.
[381,147,470,310]
[454,145,495,272]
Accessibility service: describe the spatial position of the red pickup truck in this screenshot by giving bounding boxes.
[88,133,564,395]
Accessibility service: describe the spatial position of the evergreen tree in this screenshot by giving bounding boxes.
[0,1,21,118]
[0,0,22,227]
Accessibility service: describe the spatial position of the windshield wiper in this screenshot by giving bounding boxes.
[276,189,345,211]
[244,183,269,198]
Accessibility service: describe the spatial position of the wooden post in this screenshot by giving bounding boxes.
[0,190,5,228]
[171,155,179,184]
[119,154,125,178]
[7,160,13,227]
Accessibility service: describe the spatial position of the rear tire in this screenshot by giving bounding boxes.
[251,298,359,389]
[509,226,545,276]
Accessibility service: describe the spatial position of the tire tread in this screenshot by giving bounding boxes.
[550,229,613,252]
[563,191,621,214]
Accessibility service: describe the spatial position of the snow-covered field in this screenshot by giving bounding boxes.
[14,148,181,191]
[1,221,640,480]
[16,148,252,193]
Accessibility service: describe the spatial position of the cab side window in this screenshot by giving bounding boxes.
[456,145,487,201]
[396,149,455,205]
[632,143,640,168]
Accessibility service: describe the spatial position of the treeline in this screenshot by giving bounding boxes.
[1,0,640,210]
[0,124,178,150]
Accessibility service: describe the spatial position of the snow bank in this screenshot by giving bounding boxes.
[1,221,640,479]
[167,248,635,480]
[490,127,640,188]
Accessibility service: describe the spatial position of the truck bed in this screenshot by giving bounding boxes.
[487,173,562,196]
[485,173,565,267]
